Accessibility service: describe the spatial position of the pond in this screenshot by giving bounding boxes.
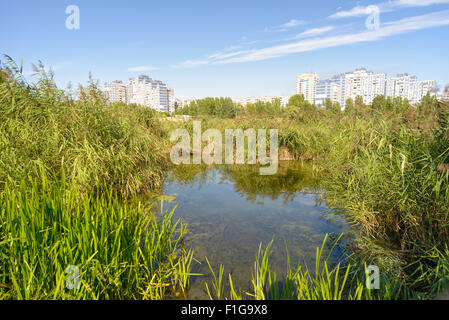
[162,161,351,299]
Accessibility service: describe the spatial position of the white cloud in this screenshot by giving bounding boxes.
[296,26,335,38]
[330,0,449,19]
[175,10,449,67]
[266,19,307,32]
[171,59,212,68]
[172,49,252,68]
[225,10,449,63]
[283,19,306,28]
[127,65,158,72]
[330,6,372,19]
[395,0,449,6]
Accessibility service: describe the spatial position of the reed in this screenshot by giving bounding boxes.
[0,175,193,299]
[203,235,411,300]
[0,57,169,195]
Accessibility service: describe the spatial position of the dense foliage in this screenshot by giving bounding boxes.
[0,59,169,195]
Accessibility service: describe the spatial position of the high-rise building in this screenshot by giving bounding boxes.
[437,92,449,102]
[167,88,175,112]
[103,80,128,104]
[343,68,386,106]
[312,68,435,109]
[127,75,153,107]
[385,74,435,104]
[104,75,172,112]
[316,74,346,107]
[149,79,169,112]
[296,73,319,104]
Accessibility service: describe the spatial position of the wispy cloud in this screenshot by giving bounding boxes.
[296,26,335,38]
[330,0,449,18]
[127,65,158,72]
[172,42,258,68]
[265,19,307,32]
[172,49,253,68]
[330,6,375,19]
[395,0,449,7]
[175,10,449,67]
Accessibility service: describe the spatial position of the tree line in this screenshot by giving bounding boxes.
[173,93,440,118]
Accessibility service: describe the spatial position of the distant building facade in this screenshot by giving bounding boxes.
[316,73,346,108]
[296,73,319,104]
[103,80,128,104]
[312,68,435,109]
[103,75,172,112]
[232,95,293,107]
[167,88,175,112]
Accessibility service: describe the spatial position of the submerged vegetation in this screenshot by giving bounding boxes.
[1,56,449,299]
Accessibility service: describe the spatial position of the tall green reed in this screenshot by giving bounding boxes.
[0,175,193,299]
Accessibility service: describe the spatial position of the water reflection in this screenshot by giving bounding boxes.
[162,161,349,299]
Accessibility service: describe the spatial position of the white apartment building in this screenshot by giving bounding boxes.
[314,68,435,109]
[344,68,386,105]
[149,79,169,112]
[316,74,346,107]
[386,74,435,104]
[103,80,128,104]
[438,92,449,101]
[296,73,319,104]
[418,80,437,101]
[167,88,175,113]
[104,75,171,112]
[127,75,153,107]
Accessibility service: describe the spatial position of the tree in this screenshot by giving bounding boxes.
[344,98,355,114]
[324,98,333,109]
[372,95,399,112]
[323,98,340,113]
[285,94,316,114]
[331,101,342,114]
[288,94,306,108]
[355,95,365,109]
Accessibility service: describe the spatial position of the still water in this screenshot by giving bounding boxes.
[162,161,350,299]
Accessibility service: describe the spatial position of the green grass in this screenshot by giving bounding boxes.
[0,174,194,299]
[203,235,418,300]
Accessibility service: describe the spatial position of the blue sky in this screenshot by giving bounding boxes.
[1,0,449,98]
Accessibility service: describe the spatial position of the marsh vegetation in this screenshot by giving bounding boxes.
[1,57,449,299]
